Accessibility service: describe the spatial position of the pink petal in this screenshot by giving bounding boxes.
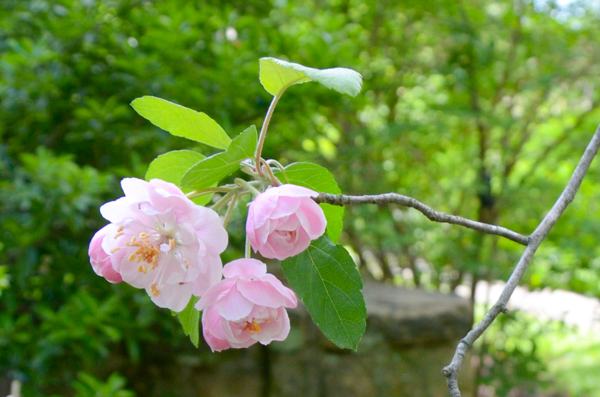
[148,188,195,219]
[99,224,124,260]
[236,280,287,308]
[191,252,224,297]
[255,220,272,246]
[99,198,134,223]
[215,287,254,321]
[222,258,266,279]
[121,178,151,202]
[246,210,258,248]
[269,196,301,219]
[89,226,123,283]
[89,225,109,260]
[261,274,298,308]
[265,228,311,260]
[196,279,237,311]
[275,184,319,198]
[202,307,232,352]
[268,308,291,342]
[254,240,279,260]
[254,308,290,343]
[118,252,156,288]
[150,282,193,312]
[294,199,327,238]
[194,208,229,254]
[251,193,279,228]
[223,319,255,349]
[273,215,300,231]
[149,178,185,196]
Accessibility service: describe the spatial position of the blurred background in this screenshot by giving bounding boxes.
[2,0,600,395]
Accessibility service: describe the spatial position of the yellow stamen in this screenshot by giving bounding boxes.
[110,247,120,253]
[114,231,124,239]
[139,232,149,239]
[243,320,261,334]
[169,239,175,249]
[121,233,162,270]
[117,225,124,232]
[150,283,160,297]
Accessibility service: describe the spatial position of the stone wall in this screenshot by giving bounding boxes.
[129,283,475,397]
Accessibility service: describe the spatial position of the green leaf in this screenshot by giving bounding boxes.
[180,125,257,190]
[131,96,231,149]
[274,162,344,243]
[146,150,204,183]
[177,296,201,348]
[282,235,366,350]
[145,150,213,206]
[260,57,362,97]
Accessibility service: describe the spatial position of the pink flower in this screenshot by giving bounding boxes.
[196,258,297,352]
[246,184,327,261]
[90,178,228,312]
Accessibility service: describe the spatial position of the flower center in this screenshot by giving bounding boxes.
[111,224,190,299]
[123,233,161,272]
[276,230,296,242]
[243,320,261,334]
[112,226,180,274]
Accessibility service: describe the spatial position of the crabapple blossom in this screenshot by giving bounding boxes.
[196,258,297,351]
[90,178,228,312]
[246,184,327,261]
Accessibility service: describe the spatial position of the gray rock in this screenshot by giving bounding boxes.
[125,284,475,397]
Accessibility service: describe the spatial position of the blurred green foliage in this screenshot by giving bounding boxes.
[474,306,600,397]
[1,0,600,395]
[72,371,135,397]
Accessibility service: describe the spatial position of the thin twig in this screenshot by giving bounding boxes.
[313,192,529,246]
[441,123,600,397]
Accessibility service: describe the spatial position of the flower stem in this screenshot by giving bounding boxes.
[210,191,233,212]
[222,194,238,228]
[245,235,252,259]
[255,94,282,176]
[267,159,287,176]
[235,178,262,197]
[186,187,232,199]
[260,158,281,186]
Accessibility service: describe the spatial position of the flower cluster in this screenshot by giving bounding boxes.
[89,178,325,350]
